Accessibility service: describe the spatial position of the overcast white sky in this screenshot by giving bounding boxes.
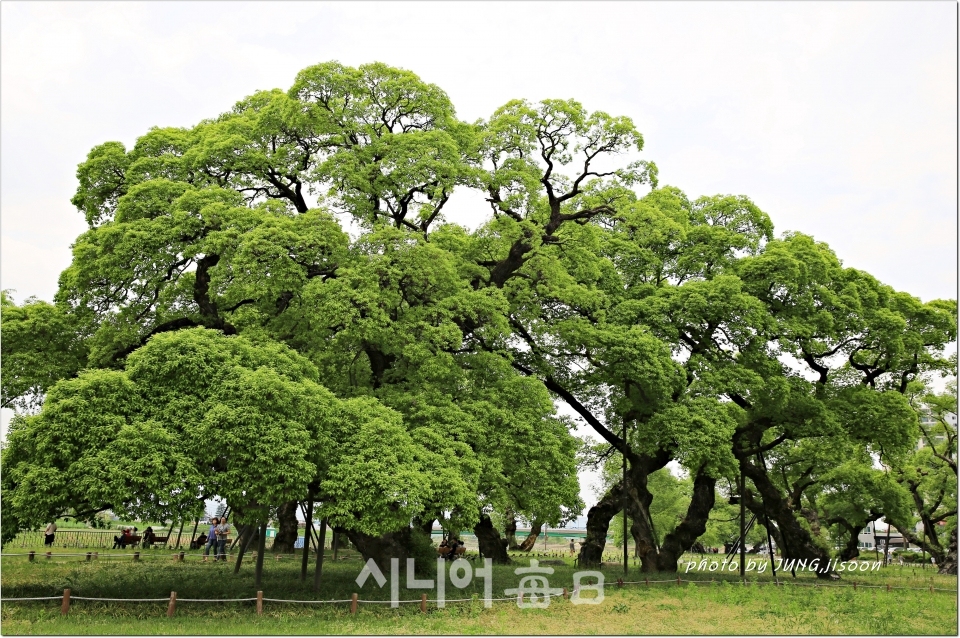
[1,1,956,517]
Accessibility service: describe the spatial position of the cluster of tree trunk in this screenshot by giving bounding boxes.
[261,458,949,581]
[502,511,543,552]
[574,446,842,580]
[577,458,716,573]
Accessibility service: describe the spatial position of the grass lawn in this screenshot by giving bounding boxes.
[1,549,956,635]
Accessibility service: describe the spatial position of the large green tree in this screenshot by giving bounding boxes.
[3,62,586,567]
[3,61,954,581]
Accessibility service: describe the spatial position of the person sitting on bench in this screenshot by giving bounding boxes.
[121,527,134,549]
[191,532,208,550]
[113,527,133,549]
[445,537,462,560]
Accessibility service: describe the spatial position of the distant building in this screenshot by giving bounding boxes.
[857,522,876,550]
[916,406,957,450]
[859,519,925,552]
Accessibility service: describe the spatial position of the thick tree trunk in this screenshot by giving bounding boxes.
[271,500,299,553]
[578,481,622,567]
[739,456,834,579]
[893,520,947,566]
[504,511,520,550]
[517,520,542,552]
[630,519,647,558]
[838,523,861,562]
[624,481,659,572]
[938,527,957,575]
[580,450,670,570]
[655,471,716,572]
[621,453,669,572]
[343,527,416,573]
[474,514,510,564]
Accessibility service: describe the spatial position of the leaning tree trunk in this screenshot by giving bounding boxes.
[271,500,299,553]
[233,524,258,574]
[578,481,623,567]
[474,514,510,564]
[938,526,957,575]
[654,471,716,572]
[517,520,543,552]
[740,456,834,579]
[504,511,520,550]
[833,515,880,563]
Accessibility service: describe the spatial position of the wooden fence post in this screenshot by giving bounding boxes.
[28,551,34,562]
[677,576,681,586]
[562,587,568,599]
[178,552,185,562]
[86,552,91,561]
[256,590,263,615]
[60,589,71,615]
[167,591,177,617]
[420,593,427,613]
[350,593,358,615]
[45,551,52,560]
[133,551,140,562]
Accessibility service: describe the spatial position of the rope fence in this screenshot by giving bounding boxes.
[2,575,954,621]
[0,550,295,562]
[1,588,572,617]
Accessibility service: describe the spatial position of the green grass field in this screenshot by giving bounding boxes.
[2,549,956,635]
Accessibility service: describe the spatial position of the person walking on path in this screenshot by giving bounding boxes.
[202,517,219,562]
[44,521,57,547]
[215,517,231,561]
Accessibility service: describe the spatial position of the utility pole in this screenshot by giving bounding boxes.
[623,421,628,578]
[739,471,746,580]
[884,522,892,567]
[921,528,926,569]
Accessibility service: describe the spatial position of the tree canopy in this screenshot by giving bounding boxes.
[2,61,955,576]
